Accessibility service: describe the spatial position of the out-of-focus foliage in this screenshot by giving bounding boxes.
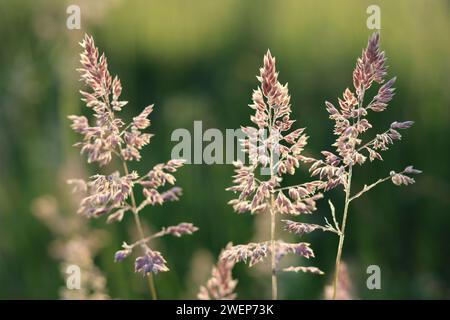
[0,0,449,299]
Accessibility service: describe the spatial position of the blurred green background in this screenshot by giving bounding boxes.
[0,0,449,299]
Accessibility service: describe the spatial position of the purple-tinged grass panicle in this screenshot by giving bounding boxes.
[282,220,325,236]
[68,34,198,299]
[135,250,169,274]
[311,32,421,299]
[221,242,270,267]
[223,51,324,300]
[32,195,110,300]
[283,266,324,275]
[165,222,199,237]
[198,243,238,300]
[323,262,356,300]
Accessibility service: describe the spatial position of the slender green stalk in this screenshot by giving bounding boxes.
[270,194,277,300]
[122,161,158,300]
[332,166,352,300]
[268,101,278,300]
[146,270,158,300]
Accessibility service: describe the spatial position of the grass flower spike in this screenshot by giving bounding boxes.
[198,243,238,300]
[310,32,421,299]
[68,34,198,299]
[223,51,324,299]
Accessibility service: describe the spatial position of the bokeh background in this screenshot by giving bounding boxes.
[1,0,449,299]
